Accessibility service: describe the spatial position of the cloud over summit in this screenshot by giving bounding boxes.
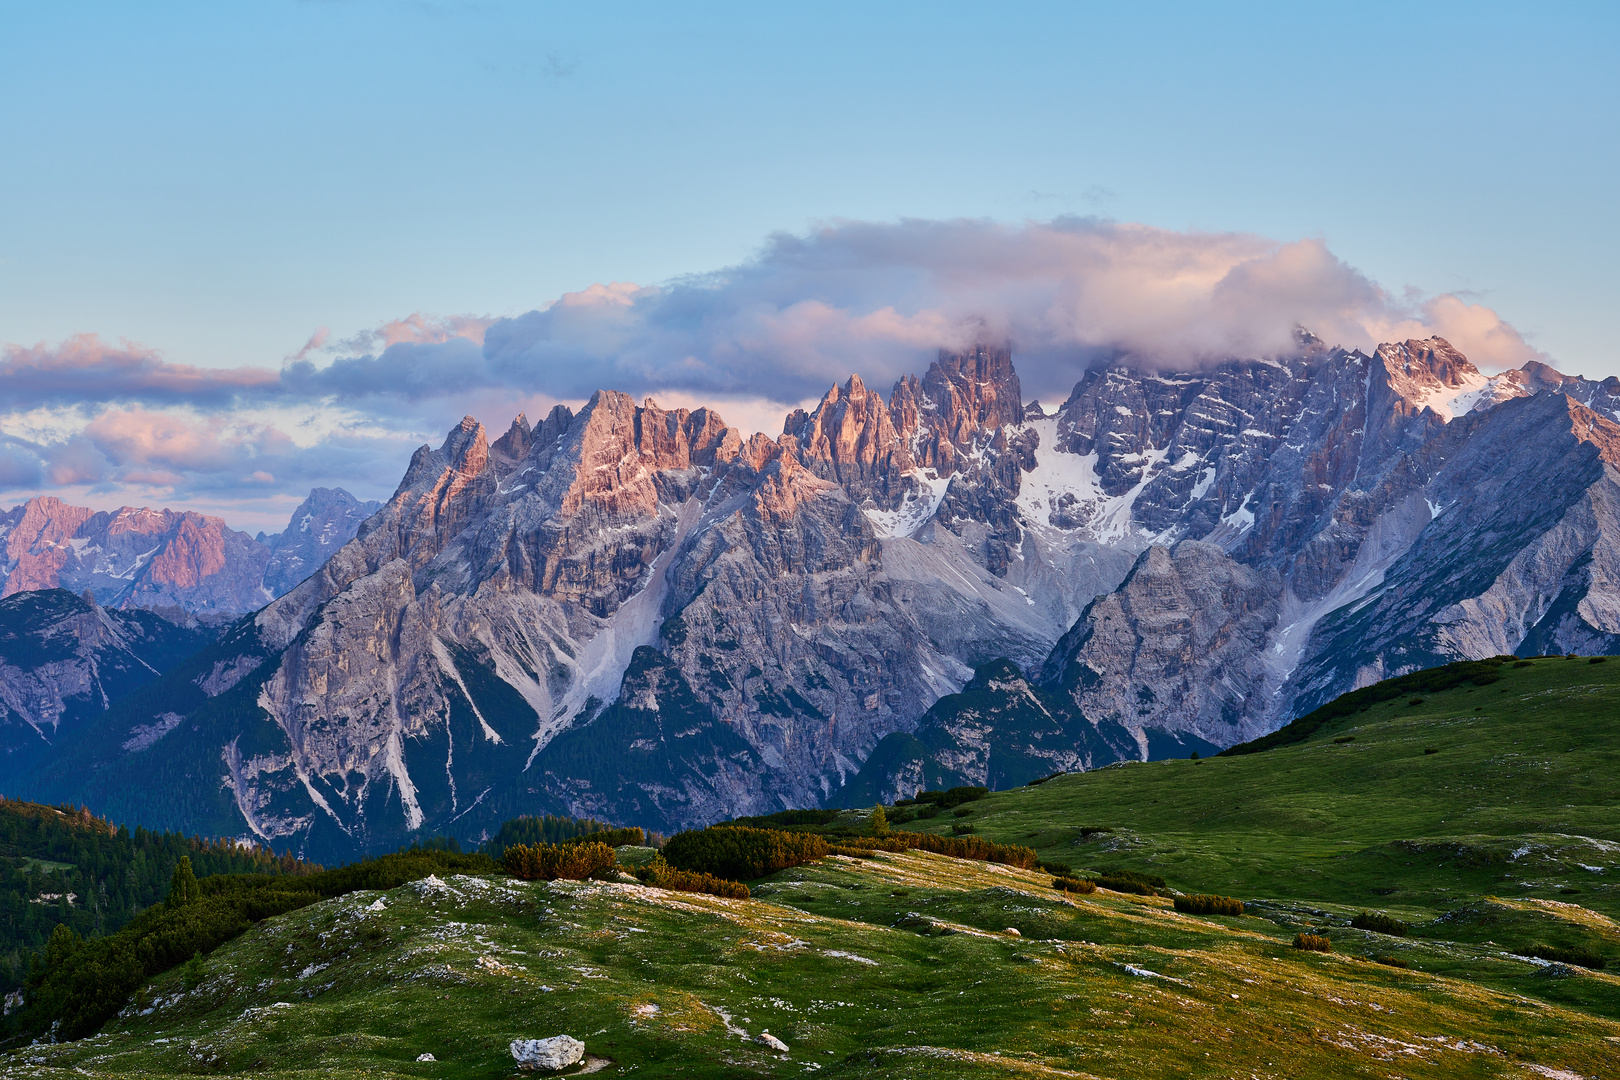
[357,217,1545,405]
[0,216,1546,526]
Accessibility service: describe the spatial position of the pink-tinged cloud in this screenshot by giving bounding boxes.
[82,407,296,470]
[473,218,1547,402]
[0,334,280,409]
[1,218,1562,523]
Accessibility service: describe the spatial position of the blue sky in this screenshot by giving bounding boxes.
[1,1,1616,528]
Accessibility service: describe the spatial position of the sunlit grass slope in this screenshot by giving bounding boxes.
[898,655,1619,917]
[11,854,1618,1079]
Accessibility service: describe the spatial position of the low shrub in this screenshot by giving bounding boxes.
[1408,698,1424,706]
[500,841,617,881]
[1528,944,1606,970]
[1294,933,1332,952]
[1424,747,1439,755]
[636,857,749,899]
[661,826,829,880]
[1051,876,1097,894]
[1590,656,1608,665]
[1093,868,1168,896]
[829,831,1037,870]
[483,813,633,855]
[913,786,989,808]
[1025,772,1064,787]
[1174,894,1244,916]
[1077,826,1114,837]
[1037,860,1073,877]
[916,804,942,819]
[559,826,644,848]
[724,808,841,829]
[1350,911,1409,936]
[952,807,974,818]
[1512,660,1534,668]
[1373,954,1409,968]
[951,823,977,835]
[1332,735,1356,744]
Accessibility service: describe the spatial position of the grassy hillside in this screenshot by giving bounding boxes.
[13,852,1618,1079]
[884,654,1619,920]
[6,655,1620,1077]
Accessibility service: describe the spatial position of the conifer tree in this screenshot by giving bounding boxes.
[165,856,199,909]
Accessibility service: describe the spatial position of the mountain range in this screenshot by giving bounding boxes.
[6,336,1620,857]
[0,488,377,767]
[0,487,380,614]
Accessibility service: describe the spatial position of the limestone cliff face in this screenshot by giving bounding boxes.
[0,589,212,760]
[28,334,1620,856]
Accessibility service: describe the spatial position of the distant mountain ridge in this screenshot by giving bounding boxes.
[13,335,1620,855]
[0,487,380,615]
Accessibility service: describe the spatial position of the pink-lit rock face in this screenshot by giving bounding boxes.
[0,488,379,614]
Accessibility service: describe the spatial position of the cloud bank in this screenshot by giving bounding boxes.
[0,217,1547,528]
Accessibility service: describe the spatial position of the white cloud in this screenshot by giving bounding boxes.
[0,216,1552,526]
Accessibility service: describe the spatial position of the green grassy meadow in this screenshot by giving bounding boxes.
[5,656,1620,1078]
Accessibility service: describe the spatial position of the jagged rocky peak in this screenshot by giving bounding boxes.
[532,390,739,520]
[490,412,533,464]
[0,497,271,613]
[922,343,1025,434]
[783,373,913,497]
[261,488,382,597]
[1373,336,1530,421]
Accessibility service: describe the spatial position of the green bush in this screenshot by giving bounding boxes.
[561,827,644,848]
[1025,772,1064,787]
[951,823,977,835]
[1332,735,1355,744]
[1037,860,1073,877]
[1093,868,1168,896]
[952,807,974,818]
[1294,933,1332,952]
[661,826,829,880]
[913,786,988,808]
[1373,954,1409,968]
[1174,894,1244,916]
[636,857,749,899]
[829,831,1037,870]
[500,841,617,881]
[724,808,841,829]
[1051,876,1096,894]
[1350,911,1409,936]
[483,813,638,855]
[1528,944,1606,970]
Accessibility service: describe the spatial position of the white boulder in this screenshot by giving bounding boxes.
[510,1035,585,1071]
[757,1031,789,1053]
